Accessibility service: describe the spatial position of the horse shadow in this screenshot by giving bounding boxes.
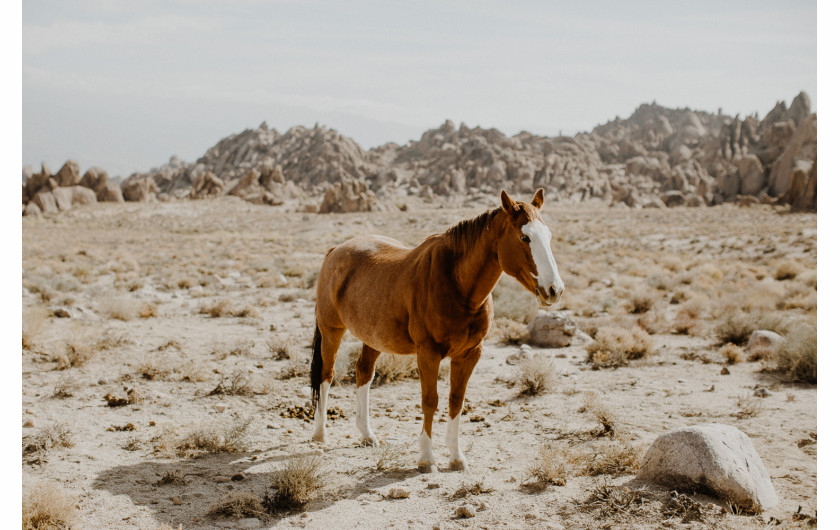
[92,446,422,528]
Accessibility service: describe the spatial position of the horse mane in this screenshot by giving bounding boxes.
[442,207,502,256]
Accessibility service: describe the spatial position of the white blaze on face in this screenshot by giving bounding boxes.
[521,220,563,294]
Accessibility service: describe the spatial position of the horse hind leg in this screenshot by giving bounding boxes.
[355,344,381,447]
[311,322,344,443]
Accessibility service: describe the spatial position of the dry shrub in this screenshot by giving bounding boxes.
[211,339,254,359]
[52,376,77,399]
[774,261,800,281]
[55,327,97,370]
[772,324,817,384]
[23,423,74,456]
[453,481,494,498]
[583,392,616,437]
[375,353,419,385]
[101,295,141,321]
[138,302,159,319]
[586,326,654,369]
[579,483,649,518]
[574,442,641,476]
[719,343,743,365]
[735,393,764,419]
[636,310,670,335]
[264,453,329,512]
[626,290,655,313]
[22,481,77,530]
[137,356,171,380]
[177,361,209,382]
[200,299,235,318]
[210,371,254,396]
[522,443,567,491]
[516,354,558,396]
[207,491,267,520]
[158,419,250,457]
[267,335,292,360]
[491,317,530,345]
[714,308,756,346]
[374,441,410,472]
[22,306,49,349]
[492,276,538,324]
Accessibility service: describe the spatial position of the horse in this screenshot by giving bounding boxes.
[309,189,564,472]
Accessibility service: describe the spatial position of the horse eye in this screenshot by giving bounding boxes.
[520,235,530,243]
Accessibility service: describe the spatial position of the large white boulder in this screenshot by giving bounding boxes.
[637,423,778,511]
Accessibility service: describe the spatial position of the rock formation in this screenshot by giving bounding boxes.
[26,92,817,214]
[22,161,125,216]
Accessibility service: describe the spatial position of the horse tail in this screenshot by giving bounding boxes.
[310,321,323,410]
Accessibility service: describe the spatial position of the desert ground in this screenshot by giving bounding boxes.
[22,195,816,529]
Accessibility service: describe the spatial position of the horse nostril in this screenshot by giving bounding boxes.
[549,285,557,298]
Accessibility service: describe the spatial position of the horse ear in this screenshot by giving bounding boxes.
[531,188,545,209]
[501,189,516,215]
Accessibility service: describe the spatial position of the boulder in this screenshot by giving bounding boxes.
[80,167,109,193]
[32,190,59,214]
[319,179,375,213]
[23,202,42,217]
[98,182,124,202]
[745,330,783,359]
[189,171,224,199]
[737,155,765,196]
[25,163,53,198]
[526,310,576,347]
[769,114,816,197]
[122,176,159,202]
[661,190,686,207]
[637,423,778,512]
[55,160,81,187]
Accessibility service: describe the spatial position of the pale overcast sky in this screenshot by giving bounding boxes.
[22,0,816,178]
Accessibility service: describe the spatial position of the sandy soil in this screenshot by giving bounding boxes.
[22,196,816,529]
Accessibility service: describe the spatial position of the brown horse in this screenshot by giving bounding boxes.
[310,189,563,472]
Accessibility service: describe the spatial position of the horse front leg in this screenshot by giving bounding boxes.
[447,344,482,471]
[416,351,441,473]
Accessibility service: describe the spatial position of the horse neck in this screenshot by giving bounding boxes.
[451,216,504,310]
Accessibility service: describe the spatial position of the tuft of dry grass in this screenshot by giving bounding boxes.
[264,453,329,512]
[583,392,616,437]
[491,317,530,345]
[100,295,141,321]
[52,376,78,399]
[22,306,50,350]
[774,261,800,281]
[177,360,210,382]
[516,354,558,396]
[374,442,410,472]
[267,335,293,360]
[734,392,764,419]
[579,482,650,518]
[138,302,159,319]
[23,423,74,456]
[155,419,251,458]
[772,324,817,384]
[574,442,641,476]
[374,354,420,385]
[626,290,655,314]
[210,371,254,396]
[713,308,756,346]
[586,326,654,369]
[522,443,567,491]
[207,491,267,520]
[22,481,77,530]
[200,299,234,318]
[211,339,254,359]
[137,356,172,380]
[719,343,743,365]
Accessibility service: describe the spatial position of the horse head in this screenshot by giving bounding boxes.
[498,189,564,307]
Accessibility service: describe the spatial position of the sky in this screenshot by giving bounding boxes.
[22,0,817,178]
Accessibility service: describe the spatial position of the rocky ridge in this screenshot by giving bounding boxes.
[23,93,816,216]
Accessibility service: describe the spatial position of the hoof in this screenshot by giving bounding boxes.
[360,436,380,447]
[312,431,325,443]
[449,459,469,472]
[417,462,437,474]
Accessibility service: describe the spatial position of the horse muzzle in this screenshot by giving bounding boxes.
[535,281,564,307]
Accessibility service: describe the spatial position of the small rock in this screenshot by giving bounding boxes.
[720,367,730,375]
[745,330,783,358]
[455,505,476,518]
[231,473,247,481]
[753,387,771,398]
[478,501,487,511]
[214,404,227,413]
[388,487,410,499]
[23,419,34,428]
[526,310,577,347]
[213,476,231,483]
[172,496,182,505]
[51,308,71,318]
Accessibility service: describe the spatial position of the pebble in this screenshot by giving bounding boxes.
[23,419,34,428]
[172,496,182,505]
[231,473,247,481]
[214,404,227,413]
[213,476,231,483]
[720,367,730,375]
[455,505,476,518]
[754,387,771,398]
[388,487,411,499]
[478,501,487,511]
